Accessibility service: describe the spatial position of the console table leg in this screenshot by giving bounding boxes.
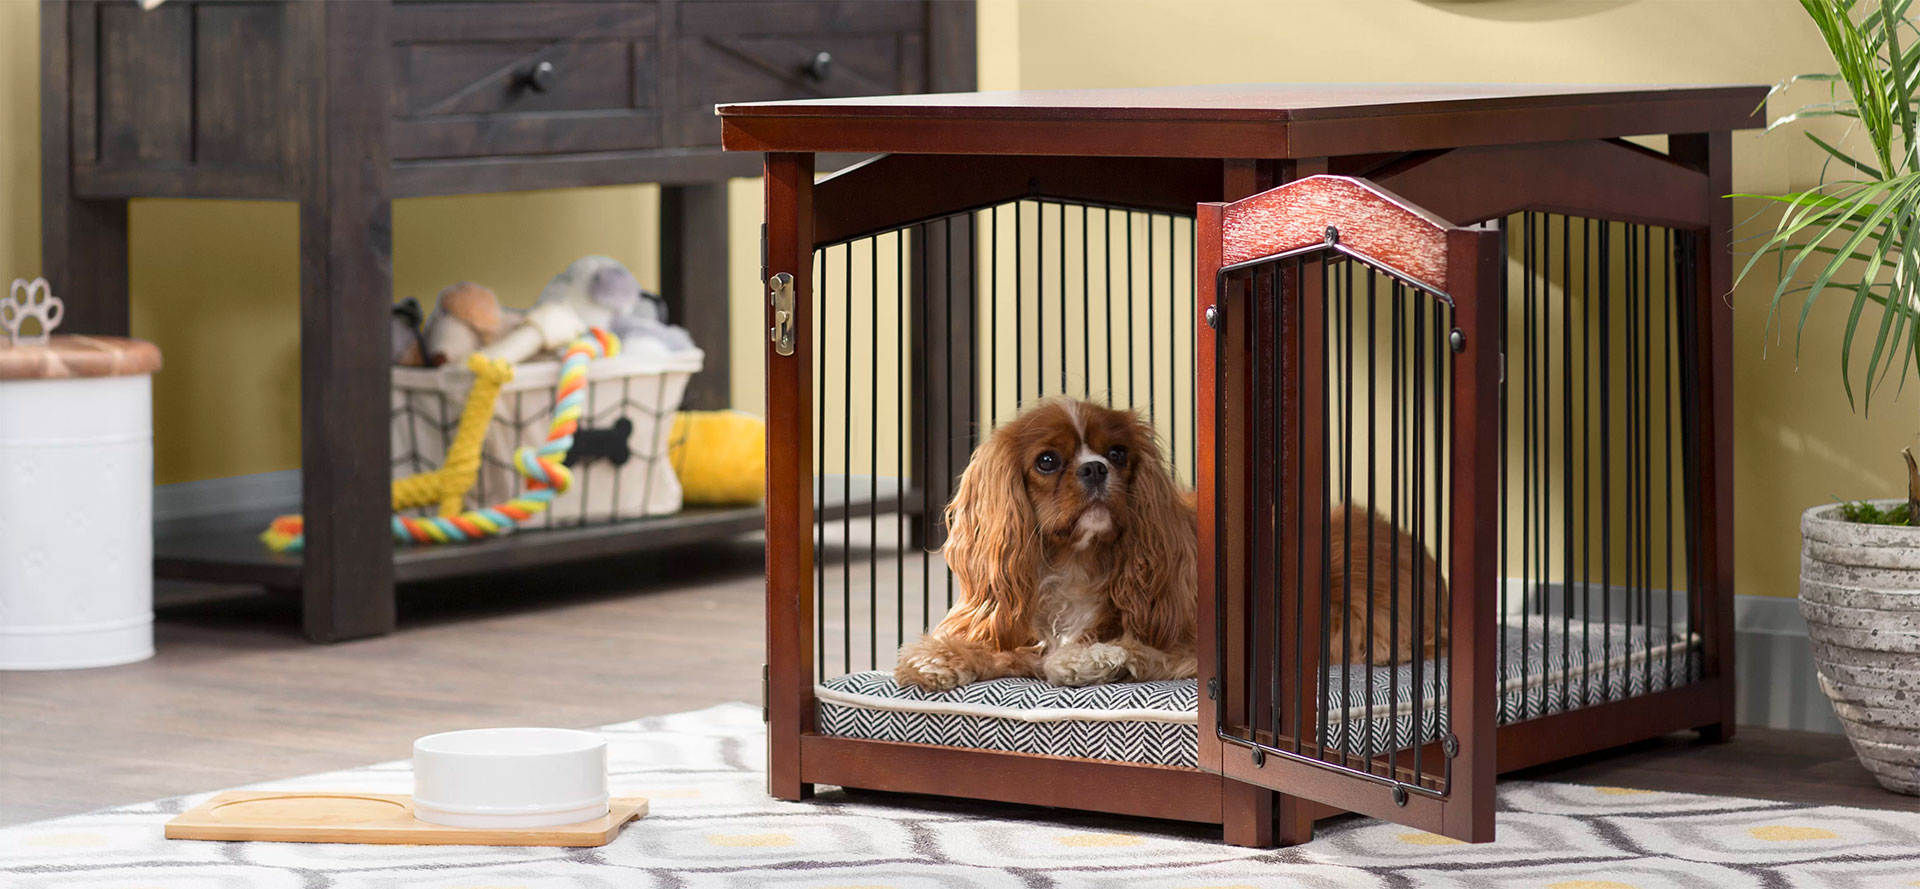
[296,192,398,643]
[41,197,130,335]
[296,0,395,643]
[661,181,733,410]
[41,2,129,336]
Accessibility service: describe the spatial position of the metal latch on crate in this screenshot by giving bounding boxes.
[769,272,795,356]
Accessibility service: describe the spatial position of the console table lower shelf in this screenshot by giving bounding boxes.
[156,480,923,589]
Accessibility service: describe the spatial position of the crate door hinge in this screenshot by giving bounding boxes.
[761,663,770,723]
[769,272,795,357]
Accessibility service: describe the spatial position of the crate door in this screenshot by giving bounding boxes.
[1197,176,1501,842]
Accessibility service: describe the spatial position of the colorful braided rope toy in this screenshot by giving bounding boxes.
[261,328,621,552]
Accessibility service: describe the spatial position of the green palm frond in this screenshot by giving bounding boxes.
[1740,0,1920,413]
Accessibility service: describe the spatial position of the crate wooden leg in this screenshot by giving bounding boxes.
[1222,783,1321,848]
[1221,780,1274,847]
[1672,131,1737,743]
[770,774,815,802]
[765,152,818,801]
[1275,793,1319,847]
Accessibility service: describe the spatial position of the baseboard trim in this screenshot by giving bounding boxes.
[1494,579,1837,734]
[154,470,300,533]
[1734,593,1842,734]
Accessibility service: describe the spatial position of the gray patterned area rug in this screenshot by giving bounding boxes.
[4,703,1917,888]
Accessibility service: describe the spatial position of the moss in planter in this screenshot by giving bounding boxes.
[1836,500,1915,526]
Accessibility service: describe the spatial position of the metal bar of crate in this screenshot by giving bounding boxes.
[805,198,1201,683]
[794,180,1711,811]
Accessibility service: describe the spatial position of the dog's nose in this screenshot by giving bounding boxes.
[1077,460,1108,490]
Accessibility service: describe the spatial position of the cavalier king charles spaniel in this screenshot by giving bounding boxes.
[895,398,1197,691]
[1326,504,1448,666]
[892,397,1447,691]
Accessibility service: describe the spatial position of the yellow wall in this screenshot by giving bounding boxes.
[2,0,1912,598]
[0,2,36,320]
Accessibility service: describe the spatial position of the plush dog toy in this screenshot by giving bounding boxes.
[532,256,696,355]
[391,297,427,367]
[423,282,509,367]
[479,256,699,365]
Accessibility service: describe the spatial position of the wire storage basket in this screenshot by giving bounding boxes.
[390,347,703,528]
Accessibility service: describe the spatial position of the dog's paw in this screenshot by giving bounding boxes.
[1042,642,1129,687]
[895,645,974,692]
[1128,652,1199,681]
[1172,653,1198,679]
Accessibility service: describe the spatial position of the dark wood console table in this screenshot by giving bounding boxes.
[41,0,973,641]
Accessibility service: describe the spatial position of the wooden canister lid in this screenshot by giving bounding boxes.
[0,335,163,380]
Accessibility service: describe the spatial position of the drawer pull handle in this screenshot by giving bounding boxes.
[522,60,558,94]
[805,51,833,83]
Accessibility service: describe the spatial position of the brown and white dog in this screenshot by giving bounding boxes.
[895,398,1197,691]
[893,397,1448,691]
[1326,505,1449,666]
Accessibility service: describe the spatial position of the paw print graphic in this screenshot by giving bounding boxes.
[3,277,65,346]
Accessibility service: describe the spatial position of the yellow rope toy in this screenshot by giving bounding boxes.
[261,329,620,552]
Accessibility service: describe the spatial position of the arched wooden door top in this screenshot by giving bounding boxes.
[1208,175,1460,291]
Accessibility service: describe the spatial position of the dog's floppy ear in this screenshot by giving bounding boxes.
[1111,411,1198,651]
[938,430,1038,649]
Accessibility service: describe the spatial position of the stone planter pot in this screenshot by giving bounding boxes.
[1801,500,1920,795]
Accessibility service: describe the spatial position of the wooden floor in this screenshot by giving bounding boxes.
[2,539,1912,825]
[0,540,765,826]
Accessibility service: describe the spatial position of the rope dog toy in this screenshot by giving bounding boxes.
[261,328,620,552]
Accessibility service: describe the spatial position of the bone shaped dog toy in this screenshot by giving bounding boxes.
[563,417,633,468]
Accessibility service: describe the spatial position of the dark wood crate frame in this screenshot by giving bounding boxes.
[40,0,975,642]
[733,84,1758,846]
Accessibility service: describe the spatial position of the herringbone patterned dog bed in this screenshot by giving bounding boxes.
[1320,623,1701,756]
[816,623,1700,766]
[816,673,1201,766]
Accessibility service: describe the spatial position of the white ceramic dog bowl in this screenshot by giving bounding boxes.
[411,728,609,829]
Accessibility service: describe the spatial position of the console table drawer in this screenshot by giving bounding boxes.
[390,2,661,159]
[675,1,925,146]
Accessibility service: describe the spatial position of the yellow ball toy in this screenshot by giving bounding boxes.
[669,410,766,505]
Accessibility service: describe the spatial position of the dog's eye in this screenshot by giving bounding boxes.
[1035,452,1061,474]
[1106,445,1129,467]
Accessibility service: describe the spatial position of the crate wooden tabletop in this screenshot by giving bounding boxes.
[719,82,1767,157]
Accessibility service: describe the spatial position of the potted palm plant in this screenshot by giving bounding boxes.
[1743,0,1920,795]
